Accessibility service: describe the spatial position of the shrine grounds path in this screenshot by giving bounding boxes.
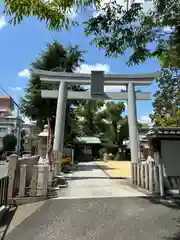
[4,162,180,240]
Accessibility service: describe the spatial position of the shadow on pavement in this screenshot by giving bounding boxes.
[140,196,180,240]
[0,206,17,240]
[163,219,180,240]
[73,163,114,172]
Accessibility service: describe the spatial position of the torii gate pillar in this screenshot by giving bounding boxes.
[128,83,138,163]
[53,81,68,153]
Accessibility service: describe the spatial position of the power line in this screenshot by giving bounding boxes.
[0,84,20,108]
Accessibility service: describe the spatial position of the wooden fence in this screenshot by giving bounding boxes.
[132,161,164,196]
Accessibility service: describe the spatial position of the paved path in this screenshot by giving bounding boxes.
[4,162,180,239]
[54,162,146,199]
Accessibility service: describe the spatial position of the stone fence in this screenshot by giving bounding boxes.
[131,157,164,196]
[7,154,50,204]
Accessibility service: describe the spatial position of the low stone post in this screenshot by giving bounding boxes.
[19,164,27,197]
[158,164,164,197]
[137,164,140,186]
[144,163,149,189]
[29,165,38,197]
[36,165,49,197]
[7,154,18,198]
[140,164,145,188]
[149,161,154,192]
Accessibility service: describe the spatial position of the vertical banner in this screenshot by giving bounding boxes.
[47,118,53,169]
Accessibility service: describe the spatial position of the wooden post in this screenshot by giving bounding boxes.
[7,154,18,198]
[158,164,164,196]
[29,165,38,197]
[149,161,154,192]
[19,164,27,197]
[144,163,149,189]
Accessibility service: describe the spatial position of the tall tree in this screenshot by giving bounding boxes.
[3,0,101,30]
[100,102,127,149]
[74,100,105,136]
[21,41,85,143]
[150,69,180,127]
[85,1,180,66]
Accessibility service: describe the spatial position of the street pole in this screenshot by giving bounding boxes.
[16,107,21,156]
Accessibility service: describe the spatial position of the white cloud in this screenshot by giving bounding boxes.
[104,85,126,92]
[76,63,126,93]
[18,69,30,78]
[138,115,152,126]
[93,0,154,17]
[76,63,110,74]
[9,87,22,91]
[0,16,7,30]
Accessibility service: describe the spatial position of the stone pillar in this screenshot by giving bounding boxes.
[127,83,139,163]
[53,81,68,153]
[19,164,27,197]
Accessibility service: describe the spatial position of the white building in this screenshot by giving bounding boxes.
[0,96,22,148]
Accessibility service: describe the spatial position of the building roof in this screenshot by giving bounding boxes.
[75,137,101,144]
[146,128,180,139]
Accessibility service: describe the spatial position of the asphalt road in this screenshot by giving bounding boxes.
[5,197,180,240]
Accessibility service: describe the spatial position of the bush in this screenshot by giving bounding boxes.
[2,134,17,152]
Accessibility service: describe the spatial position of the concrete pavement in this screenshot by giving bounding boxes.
[54,162,146,199]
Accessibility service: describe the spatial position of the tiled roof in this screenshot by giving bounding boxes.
[146,128,180,137]
[75,137,101,144]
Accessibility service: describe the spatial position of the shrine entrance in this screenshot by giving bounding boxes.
[34,69,159,164]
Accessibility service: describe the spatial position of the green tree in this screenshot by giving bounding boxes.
[21,41,85,144]
[74,100,105,136]
[3,134,17,152]
[3,0,101,30]
[85,1,180,66]
[150,70,180,127]
[100,102,127,149]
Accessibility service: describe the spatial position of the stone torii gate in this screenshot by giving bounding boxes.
[34,69,159,163]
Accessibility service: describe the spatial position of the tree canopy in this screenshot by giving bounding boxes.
[3,134,17,152]
[3,0,101,30]
[21,41,85,141]
[85,0,180,66]
[150,69,180,127]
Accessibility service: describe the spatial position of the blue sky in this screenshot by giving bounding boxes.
[0,3,160,124]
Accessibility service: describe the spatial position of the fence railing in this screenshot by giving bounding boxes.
[0,176,8,206]
[132,160,164,196]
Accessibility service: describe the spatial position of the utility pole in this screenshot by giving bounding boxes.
[0,84,21,156]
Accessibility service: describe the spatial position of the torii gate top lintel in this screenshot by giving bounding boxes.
[33,69,160,86]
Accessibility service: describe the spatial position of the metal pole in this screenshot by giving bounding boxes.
[16,107,21,156]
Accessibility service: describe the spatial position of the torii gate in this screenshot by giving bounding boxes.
[34,69,159,163]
